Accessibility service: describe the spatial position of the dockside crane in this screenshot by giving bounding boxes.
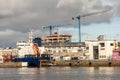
[72,10,110,42]
[43,24,71,36]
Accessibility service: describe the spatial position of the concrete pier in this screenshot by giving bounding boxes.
[53,60,120,67]
[0,62,22,68]
[1,60,120,68]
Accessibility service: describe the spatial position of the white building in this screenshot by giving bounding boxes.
[43,42,85,58]
[85,40,118,60]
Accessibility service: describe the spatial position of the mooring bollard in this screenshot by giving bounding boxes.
[109,62,112,66]
[69,63,72,66]
[89,62,91,66]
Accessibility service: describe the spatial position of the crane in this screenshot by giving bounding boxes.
[43,24,71,36]
[43,25,53,36]
[72,10,110,42]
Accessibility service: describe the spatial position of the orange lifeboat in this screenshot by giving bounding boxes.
[33,44,40,56]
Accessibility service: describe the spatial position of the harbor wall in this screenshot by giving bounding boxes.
[1,60,120,68]
[53,60,120,67]
[0,62,22,68]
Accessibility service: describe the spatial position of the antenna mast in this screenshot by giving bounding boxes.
[29,30,33,43]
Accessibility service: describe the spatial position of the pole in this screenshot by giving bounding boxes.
[50,26,52,36]
[77,16,81,42]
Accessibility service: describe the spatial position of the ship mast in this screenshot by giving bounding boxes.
[28,30,33,43]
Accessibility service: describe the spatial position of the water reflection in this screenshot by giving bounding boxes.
[86,67,114,75]
[18,68,38,74]
[0,67,120,80]
[85,67,120,80]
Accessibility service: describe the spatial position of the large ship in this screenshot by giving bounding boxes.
[12,31,52,67]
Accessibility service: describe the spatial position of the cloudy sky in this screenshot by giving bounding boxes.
[0,0,120,48]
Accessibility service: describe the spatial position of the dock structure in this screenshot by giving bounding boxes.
[53,60,120,67]
[0,60,120,68]
[0,62,22,68]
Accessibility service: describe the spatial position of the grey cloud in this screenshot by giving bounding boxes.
[57,0,114,25]
[0,0,120,47]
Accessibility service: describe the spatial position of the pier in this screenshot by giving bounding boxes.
[1,60,120,68]
[0,62,22,68]
[53,60,120,67]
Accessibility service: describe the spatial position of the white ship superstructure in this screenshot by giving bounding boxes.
[16,41,34,57]
[16,31,35,57]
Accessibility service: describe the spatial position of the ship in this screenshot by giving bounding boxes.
[12,31,52,67]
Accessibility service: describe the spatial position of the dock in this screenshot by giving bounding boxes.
[1,60,120,68]
[0,62,22,68]
[53,60,120,67]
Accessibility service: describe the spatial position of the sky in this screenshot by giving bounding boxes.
[0,0,120,48]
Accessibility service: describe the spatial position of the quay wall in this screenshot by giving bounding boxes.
[0,62,22,68]
[1,60,120,68]
[53,60,120,67]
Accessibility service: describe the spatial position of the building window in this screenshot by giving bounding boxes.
[100,55,106,58]
[53,50,56,53]
[48,50,52,52]
[101,48,105,50]
[100,43,105,47]
[86,47,89,50]
[110,43,113,46]
[104,55,106,58]
[63,50,67,53]
[58,50,61,53]
[119,52,120,56]
[78,49,82,52]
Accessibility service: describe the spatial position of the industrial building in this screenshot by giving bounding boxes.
[85,35,118,60]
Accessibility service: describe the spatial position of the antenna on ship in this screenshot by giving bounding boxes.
[29,30,33,43]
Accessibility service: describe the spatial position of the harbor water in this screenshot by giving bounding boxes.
[0,67,120,80]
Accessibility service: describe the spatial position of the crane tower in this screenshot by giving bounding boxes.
[72,10,110,42]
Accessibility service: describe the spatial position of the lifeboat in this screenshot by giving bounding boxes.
[33,44,40,56]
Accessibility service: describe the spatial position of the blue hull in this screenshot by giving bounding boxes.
[13,55,52,67]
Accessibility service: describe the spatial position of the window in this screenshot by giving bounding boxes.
[104,55,106,58]
[53,50,56,53]
[63,50,67,53]
[58,50,61,53]
[119,52,120,56]
[48,50,52,52]
[100,43,105,47]
[78,49,82,52]
[101,48,105,50]
[86,47,89,50]
[110,43,114,46]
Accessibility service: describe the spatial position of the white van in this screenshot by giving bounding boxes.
[79,56,86,60]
